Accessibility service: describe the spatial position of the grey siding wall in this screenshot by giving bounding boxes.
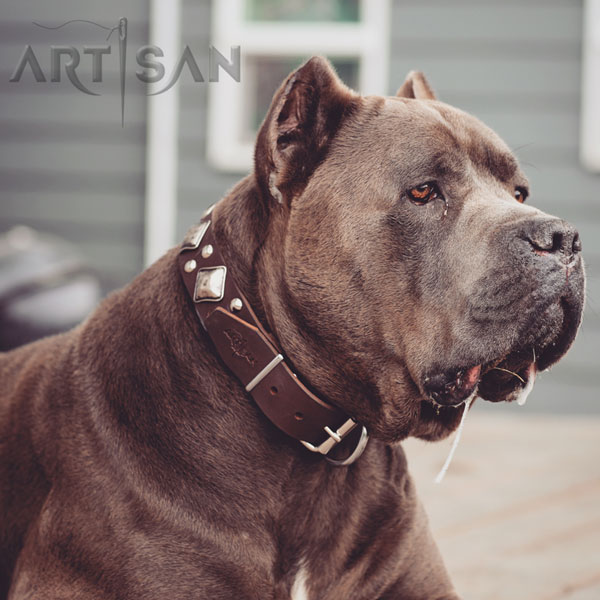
[0,1,149,292]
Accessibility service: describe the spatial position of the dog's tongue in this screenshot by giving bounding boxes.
[464,365,482,389]
[451,364,481,402]
[516,363,537,406]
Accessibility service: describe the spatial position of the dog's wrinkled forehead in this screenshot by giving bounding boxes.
[373,97,528,188]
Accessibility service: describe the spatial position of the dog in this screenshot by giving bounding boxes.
[0,56,585,599]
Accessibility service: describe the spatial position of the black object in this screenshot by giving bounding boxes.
[0,226,101,351]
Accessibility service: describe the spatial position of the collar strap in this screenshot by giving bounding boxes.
[178,209,368,466]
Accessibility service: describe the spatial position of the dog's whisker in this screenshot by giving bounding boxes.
[491,367,526,384]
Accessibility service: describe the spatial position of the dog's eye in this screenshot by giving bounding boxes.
[407,182,442,205]
[515,187,528,203]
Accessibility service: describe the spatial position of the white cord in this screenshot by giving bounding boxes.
[435,395,475,484]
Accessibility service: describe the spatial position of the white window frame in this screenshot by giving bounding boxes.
[581,0,600,172]
[144,0,181,266]
[207,0,391,172]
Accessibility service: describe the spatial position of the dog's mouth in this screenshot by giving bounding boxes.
[420,347,541,414]
[417,294,582,432]
[416,350,539,438]
[427,351,538,410]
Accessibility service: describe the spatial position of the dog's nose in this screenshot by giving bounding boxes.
[523,218,581,260]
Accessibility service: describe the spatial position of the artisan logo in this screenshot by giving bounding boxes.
[9,17,241,126]
[224,329,255,366]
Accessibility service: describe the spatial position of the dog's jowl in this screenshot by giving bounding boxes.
[0,57,585,599]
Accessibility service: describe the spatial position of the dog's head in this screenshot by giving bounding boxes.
[251,57,585,443]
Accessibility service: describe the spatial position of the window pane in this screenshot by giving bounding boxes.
[243,56,360,140]
[245,0,360,22]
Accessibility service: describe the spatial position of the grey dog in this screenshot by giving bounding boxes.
[0,56,585,599]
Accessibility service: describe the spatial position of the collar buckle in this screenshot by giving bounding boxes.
[301,419,369,466]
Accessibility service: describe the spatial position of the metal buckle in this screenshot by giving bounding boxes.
[326,426,369,467]
[300,419,369,466]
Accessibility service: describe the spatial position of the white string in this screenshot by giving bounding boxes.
[434,395,475,484]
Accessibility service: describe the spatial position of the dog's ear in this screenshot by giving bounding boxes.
[254,56,358,205]
[396,71,437,100]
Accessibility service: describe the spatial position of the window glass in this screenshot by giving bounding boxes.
[245,0,360,22]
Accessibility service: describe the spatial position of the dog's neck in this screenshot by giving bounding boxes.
[206,178,394,444]
[179,179,368,464]
[208,176,302,349]
[209,175,272,327]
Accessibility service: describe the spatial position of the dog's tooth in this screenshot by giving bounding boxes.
[516,364,537,406]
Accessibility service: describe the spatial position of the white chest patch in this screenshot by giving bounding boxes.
[290,565,309,600]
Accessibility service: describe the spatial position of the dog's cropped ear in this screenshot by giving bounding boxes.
[254,56,358,205]
[396,71,437,100]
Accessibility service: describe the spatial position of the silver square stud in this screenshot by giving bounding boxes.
[193,266,227,302]
[183,220,210,251]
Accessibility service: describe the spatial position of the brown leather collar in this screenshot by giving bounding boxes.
[178,207,368,466]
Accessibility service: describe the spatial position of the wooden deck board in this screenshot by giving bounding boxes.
[403,412,600,599]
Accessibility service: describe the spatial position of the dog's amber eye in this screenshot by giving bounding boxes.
[515,187,528,203]
[407,182,441,205]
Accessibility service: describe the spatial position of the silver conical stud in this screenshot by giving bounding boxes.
[184,259,197,273]
[230,297,243,311]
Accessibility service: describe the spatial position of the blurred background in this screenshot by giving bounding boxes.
[1,0,597,411]
[1,1,599,597]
